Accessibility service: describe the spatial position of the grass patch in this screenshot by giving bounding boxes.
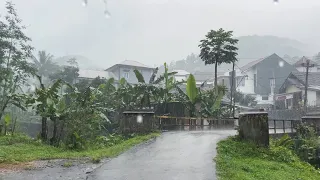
[62,161,73,167]
[0,133,159,164]
[215,137,320,180]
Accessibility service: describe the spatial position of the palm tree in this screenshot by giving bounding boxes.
[32,51,59,77]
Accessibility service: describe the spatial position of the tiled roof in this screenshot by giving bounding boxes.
[291,71,320,86]
[294,56,317,67]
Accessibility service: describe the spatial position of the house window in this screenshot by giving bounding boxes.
[222,79,225,85]
[122,70,130,79]
[286,99,292,109]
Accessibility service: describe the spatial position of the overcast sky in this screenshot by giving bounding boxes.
[1,0,320,68]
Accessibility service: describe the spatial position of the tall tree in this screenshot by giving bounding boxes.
[32,50,59,77]
[0,2,35,125]
[199,28,239,89]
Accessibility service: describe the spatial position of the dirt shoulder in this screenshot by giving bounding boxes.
[0,158,109,180]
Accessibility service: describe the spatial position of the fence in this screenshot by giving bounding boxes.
[268,120,298,134]
[157,116,235,131]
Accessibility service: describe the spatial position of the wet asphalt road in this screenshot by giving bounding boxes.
[87,130,236,180]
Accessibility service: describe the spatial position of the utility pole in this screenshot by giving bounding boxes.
[301,58,314,112]
[230,62,235,117]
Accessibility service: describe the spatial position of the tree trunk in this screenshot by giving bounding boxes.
[214,62,218,91]
[41,117,48,141]
[50,117,59,146]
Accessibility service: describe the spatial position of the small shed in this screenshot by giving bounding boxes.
[120,108,157,134]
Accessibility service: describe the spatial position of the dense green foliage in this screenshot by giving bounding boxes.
[271,123,320,168]
[216,137,320,180]
[0,2,35,126]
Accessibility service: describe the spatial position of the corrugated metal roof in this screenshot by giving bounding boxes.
[78,69,117,80]
[172,69,190,76]
[106,60,153,71]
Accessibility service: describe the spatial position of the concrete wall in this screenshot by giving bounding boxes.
[238,112,269,147]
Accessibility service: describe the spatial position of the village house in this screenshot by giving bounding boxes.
[75,60,155,86]
[172,69,190,82]
[105,60,155,84]
[276,71,320,109]
[220,53,297,105]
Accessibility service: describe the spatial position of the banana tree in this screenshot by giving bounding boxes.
[133,68,162,108]
[175,74,199,117]
[200,86,227,118]
[176,74,226,118]
[26,75,64,141]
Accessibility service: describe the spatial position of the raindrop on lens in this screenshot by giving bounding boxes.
[273,0,279,5]
[104,10,111,18]
[279,61,284,67]
[82,0,88,7]
[137,115,143,124]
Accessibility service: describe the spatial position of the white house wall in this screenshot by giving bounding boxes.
[118,66,153,84]
[285,85,317,106]
[237,67,256,94]
[307,90,317,106]
[285,85,301,94]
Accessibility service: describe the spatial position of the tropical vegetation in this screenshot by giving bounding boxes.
[215,136,320,180]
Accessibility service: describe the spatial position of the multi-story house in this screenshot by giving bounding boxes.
[105,60,155,84]
[224,53,297,105]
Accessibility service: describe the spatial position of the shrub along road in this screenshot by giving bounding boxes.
[87,130,236,180]
[215,137,320,180]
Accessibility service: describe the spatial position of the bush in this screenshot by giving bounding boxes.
[216,137,320,180]
[271,123,320,168]
[0,134,35,145]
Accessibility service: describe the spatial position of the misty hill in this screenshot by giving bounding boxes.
[160,35,310,74]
